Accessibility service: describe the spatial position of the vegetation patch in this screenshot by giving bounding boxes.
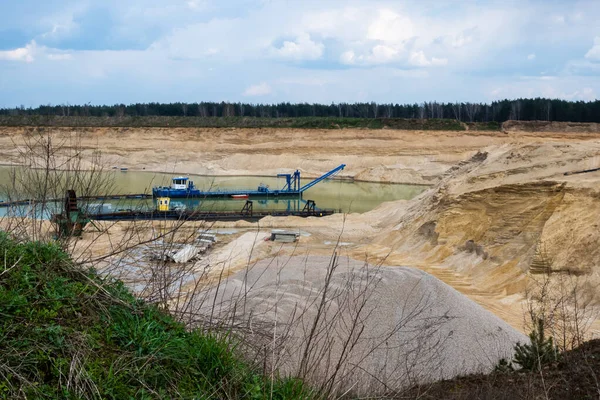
[0,115,473,131]
[466,121,502,131]
[381,118,465,130]
[0,232,309,399]
[399,336,600,400]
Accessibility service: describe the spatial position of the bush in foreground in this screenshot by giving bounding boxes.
[0,232,309,399]
[399,338,600,399]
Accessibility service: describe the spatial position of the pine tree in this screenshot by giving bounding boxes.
[513,318,559,371]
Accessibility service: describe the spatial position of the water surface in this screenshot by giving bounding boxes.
[0,167,427,214]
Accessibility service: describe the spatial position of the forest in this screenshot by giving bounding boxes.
[1,98,600,123]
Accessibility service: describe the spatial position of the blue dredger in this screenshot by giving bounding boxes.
[152,164,346,199]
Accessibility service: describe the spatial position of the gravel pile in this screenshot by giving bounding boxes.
[199,255,527,394]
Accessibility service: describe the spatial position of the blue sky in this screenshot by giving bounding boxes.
[1,0,599,107]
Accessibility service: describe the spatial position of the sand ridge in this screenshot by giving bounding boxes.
[0,125,587,185]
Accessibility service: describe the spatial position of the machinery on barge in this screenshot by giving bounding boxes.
[151,164,346,199]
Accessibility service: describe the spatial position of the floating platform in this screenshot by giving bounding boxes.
[89,208,334,222]
[0,193,153,208]
[152,187,304,199]
[152,164,346,199]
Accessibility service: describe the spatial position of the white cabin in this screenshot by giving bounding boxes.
[171,177,190,190]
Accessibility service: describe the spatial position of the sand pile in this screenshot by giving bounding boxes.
[199,255,527,394]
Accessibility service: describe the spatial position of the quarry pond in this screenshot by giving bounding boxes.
[0,167,427,214]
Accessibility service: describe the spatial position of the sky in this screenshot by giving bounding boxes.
[1,0,600,107]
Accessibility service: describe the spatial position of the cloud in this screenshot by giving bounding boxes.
[1,0,600,106]
[451,32,474,48]
[585,37,600,61]
[367,9,414,43]
[341,45,405,65]
[47,53,72,61]
[340,50,356,65]
[40,22,76,40]
[0,41,37,62]
[277,76,328,86]
[187,0,205,11]
[35,3,92,43]
[340,46,446,67]
[527,53,536,60]
[0,40,74,63]
[564,87,596,101]
[370,45,402,63]
[409,51,447,67]
[487,77,598,102]
[243,82,272,96]
[270,33,324,60]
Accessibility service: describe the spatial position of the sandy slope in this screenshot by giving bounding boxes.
[171,130,600,337]
[0,125,571,184]
[352,140,600,335]
[2,125,600,337]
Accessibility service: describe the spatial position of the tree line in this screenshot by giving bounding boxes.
[2,98,600,123]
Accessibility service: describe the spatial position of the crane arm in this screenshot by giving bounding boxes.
[299,164,346,192]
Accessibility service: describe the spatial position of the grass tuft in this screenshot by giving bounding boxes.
[0,232,312,399]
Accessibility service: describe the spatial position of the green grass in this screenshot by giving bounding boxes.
[381,118,465,130]
[0,232,311,399]
[0,115,494,130]
[465,121,502,131]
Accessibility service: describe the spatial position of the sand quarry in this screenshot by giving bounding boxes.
[1,124,600,388]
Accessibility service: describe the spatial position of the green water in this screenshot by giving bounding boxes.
[0,167,427,214]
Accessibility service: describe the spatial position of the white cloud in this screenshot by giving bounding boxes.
[40,23,76,40]
[564,87,596,101]
[409,51,447,67]
[47,53,72,61]
[2,0,600,106]
[187,0,205,10]
[527,53,536,60]
[0,41,37,62]
[367,9,414,43]
[0,40,73,64]
[299,7,363,41]
[36,3,90,41]
[270,33,324,60]
[487,77,598,102]
[340,44,404,65]
[145,2,528,71]
[243,82,272,96]
[585,37,600,61]
[341,45,446,67]
[277,76,328,86]
[409,51,429,66]
[370,44,402,63]
[392,69,429,78]
[451,32,474,48]
[340,50,355,65]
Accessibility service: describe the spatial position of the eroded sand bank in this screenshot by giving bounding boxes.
[3,126,594,184]
[1,126,600,339]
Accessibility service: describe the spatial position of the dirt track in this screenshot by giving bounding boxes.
[1,125,600,337]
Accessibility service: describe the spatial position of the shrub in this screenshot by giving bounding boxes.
[513,318,559,371]
[0,232,311,399]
